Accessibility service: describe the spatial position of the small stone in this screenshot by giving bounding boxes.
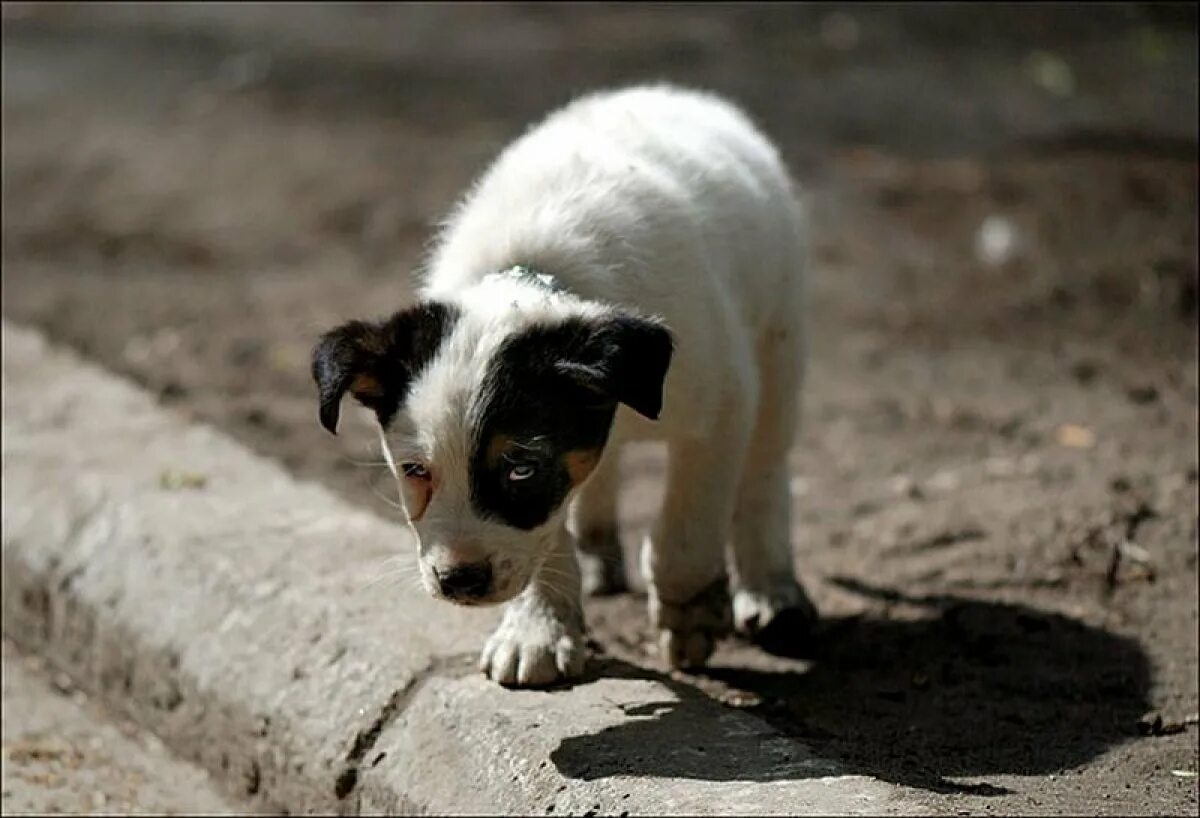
[983,458,1018,478]
[1070,360,1099,385]
[1056,424,1095,449]
[927,470,961,492]
[721,691,762,708]
[1127,385,1160,405]
[976,215,1020,266]
[158,470,209,491]
[1025,50,1076,97]
[51,671,75,695]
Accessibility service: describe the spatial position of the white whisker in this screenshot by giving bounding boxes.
[339,453,392,468]
[535,574,584,618]
[367,477,406,512]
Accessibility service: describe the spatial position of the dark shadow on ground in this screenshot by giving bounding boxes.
[552,579,1152,794]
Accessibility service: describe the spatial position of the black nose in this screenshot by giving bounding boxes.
[436,561,493,599]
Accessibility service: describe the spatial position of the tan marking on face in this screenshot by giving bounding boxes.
[401,475,433,521]
[485,433,516,468]
[564,448,601,487]
[350,372,384,400]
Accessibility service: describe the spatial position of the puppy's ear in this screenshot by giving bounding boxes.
[311,301,456,434]
[555,313,674,420]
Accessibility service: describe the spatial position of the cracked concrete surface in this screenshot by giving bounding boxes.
[1,321,925,814]
[1,638,242,815]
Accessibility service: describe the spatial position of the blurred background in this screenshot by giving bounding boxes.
[2,2,1197,813]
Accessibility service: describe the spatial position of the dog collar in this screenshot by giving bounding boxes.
[489,265,567,295]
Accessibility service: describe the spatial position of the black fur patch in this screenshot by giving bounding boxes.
[470,313,673,530]
[311,301,458,433]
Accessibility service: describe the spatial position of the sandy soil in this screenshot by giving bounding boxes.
[2,4,1197,815]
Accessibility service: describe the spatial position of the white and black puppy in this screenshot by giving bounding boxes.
[312,84,815,687]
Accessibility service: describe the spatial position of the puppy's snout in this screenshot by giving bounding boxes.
[436,561,493,600]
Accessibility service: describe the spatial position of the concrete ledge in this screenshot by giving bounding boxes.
[1,321,920,815]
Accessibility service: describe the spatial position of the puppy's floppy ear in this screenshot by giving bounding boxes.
[311,301,456,434]
[554,312,675,420]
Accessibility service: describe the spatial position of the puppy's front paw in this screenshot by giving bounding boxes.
[733,579,818,639]
[479,610,587,687]
[649,576,732,670]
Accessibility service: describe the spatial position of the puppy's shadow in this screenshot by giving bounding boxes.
[551,578,1152,794]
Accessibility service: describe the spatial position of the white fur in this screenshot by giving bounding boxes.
[384,84,811,685]
[421,84,806,443]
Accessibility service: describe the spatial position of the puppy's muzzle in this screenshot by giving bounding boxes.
[435,561,493,601]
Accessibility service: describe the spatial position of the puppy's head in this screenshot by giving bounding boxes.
[312,280,672,606]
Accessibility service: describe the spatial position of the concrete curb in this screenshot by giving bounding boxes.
[1,321,921,816]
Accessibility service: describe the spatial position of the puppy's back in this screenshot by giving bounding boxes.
[425,85,803,319]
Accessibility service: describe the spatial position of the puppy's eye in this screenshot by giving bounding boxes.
[402,462,430,479]
[507,464,536,482]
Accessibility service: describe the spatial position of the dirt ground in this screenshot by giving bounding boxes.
[2,4,1197,815]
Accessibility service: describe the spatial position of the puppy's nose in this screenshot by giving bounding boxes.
[436,561,493,599]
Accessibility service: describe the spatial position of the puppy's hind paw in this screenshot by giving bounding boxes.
[649,576,732,671]
[733,580,818,653]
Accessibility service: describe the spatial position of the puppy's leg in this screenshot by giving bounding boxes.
[643,426,750,670]
[480,526,587,687]
[730,331,817,639]
[730,460,817,639]
[568,451,627,596]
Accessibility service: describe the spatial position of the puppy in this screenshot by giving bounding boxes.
[312,84,815,687]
